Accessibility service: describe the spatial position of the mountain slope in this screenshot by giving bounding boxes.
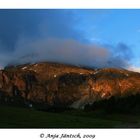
[0,62,140,109]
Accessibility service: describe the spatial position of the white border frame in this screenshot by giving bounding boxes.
[0,0,140,9]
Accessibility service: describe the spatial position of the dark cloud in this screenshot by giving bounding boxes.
[0,10,134,69]
[106,42,133,68]
[0,9,84,51]
[0,9,44,50]
[115,43,133,60]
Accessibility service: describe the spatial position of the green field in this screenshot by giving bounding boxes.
[0,106,140,128]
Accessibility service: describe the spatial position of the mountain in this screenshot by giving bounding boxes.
[0,61,140,110]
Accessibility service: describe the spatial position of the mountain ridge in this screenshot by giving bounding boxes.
[0,61,140,109]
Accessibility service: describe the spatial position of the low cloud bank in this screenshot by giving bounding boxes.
[0,38,132,70]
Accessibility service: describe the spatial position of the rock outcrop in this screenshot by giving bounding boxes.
[0,62,140,109]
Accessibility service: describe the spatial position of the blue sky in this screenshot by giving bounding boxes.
[0,9,140,71]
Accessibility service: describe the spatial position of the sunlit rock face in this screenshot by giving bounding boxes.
[0,62,140,109]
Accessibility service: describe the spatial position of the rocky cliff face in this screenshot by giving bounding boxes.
[0,62,140,109]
